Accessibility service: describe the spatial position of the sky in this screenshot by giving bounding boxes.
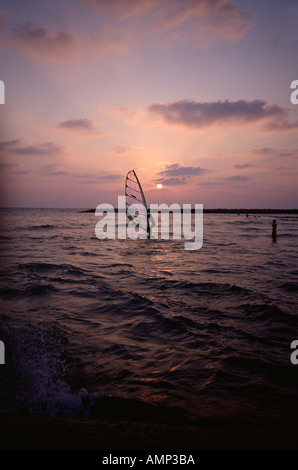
[0,0,297,209]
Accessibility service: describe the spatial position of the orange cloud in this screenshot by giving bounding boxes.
[111,106,143,125]
[85,0,251,46]
[159,0,251,44]
[84,0,162,18]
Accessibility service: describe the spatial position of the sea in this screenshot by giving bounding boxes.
[0,208,297,444]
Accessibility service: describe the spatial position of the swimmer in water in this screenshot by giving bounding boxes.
[272,219,277,240]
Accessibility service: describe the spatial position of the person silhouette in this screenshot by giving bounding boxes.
[272,219,277,241]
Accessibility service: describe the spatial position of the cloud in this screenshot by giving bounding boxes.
[58,118,95,131]
[113,145,132,154]
[0,0,251,68]
[85,0,251,46]
[156,176,188,186]
[88,26,128,57]
[264,117,298,132]
[147,99,286,130]
[225,175,249,182]
[1,140,65,157]
[12,142,65,157]
[74,172,122,182]
[52,171,70,176]
[158,162,207,177]
[108,145,143,158]
[159,0,251,44]
[199,174,250,186]
[200,0,251,42]
[57,118,102,136]
[84,0,160,17]
[250,147,298,163]
[154,162,208,185]
[0,162,18,170]
[111,106,142,125]
[0,139,22,151]
[41,164,122,183]
[234,163,255,169]
[2,22,79,62]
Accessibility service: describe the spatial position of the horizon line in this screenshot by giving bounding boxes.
[1,207,298,214]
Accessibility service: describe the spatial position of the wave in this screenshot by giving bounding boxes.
[156,279,252,297]
[28,224,56,230]
[1,208,297,433]
[280,282,298,292]
[18,262,86,277]
[1,316,191,423]
[26,391,191,424]
[239,302,295,323]
[0,283,57,299]
[27,388,107,419]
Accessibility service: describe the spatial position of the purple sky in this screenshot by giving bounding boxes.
[0,0,298,208]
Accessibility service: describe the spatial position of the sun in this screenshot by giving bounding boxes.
[156,184,163,189]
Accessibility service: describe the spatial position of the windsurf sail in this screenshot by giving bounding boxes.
[125,169,150,238]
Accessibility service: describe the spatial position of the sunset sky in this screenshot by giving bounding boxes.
[0,0,297,209]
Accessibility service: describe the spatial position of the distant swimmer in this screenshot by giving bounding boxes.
[272,219,277,241]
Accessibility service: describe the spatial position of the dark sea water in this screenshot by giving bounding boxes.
[0,209,297,439]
